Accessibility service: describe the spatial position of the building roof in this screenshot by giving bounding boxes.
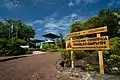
[43,33,60,38]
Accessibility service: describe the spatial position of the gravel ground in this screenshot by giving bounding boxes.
[0,52,70,80]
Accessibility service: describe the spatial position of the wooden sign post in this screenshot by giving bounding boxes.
[97,33,104,74]
[65,26,110,74]
[70,38,74,68]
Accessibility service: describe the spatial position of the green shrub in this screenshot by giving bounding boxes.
[60,49,71,67]
[41,44,57,51]
[109,37,120,55]
[0,38,27,56]
[86,64,95,71]
[102,37,120,74]
[42,44,49,50]
[48,44,56,49]
[26,51,33,54]
[104,54,120,74]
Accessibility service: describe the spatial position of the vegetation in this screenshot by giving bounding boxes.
[0,19,35,56]
[40,33,66,52]
[61,8,120,75]
[40,43,58,52]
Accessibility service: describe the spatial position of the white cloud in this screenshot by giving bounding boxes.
[32,0,55,6]
[37,28,42,31]
[44,29,58,34]
[108,0,116,7]
[83,0,98,3]
[26,20,43,26]
[4,0,20,10]
[44,12,58,20]
[44,13,83,34]
[68,0,74,7]
[27,12,83,35]
[108,0,120,7]
[68,0,99,7]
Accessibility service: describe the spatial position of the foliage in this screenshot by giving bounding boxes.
[56,33,65,49]
[0,38,27,56]
[41,44,58,52]
[0,19,35,40]
[42,44,56,50]
[70,21,85,33]
[86,64,95,71]
[84,9,120,38]
[0,19,35,56]
[109,37,120,55]
[42,44,49,50]
[65,8,120,75]
[57,39,65,48]
[60,49,71,67]
[70,9,120,38]
[104,54,120,74]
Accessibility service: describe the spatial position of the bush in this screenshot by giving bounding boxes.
[0,38,27,56]
[102,37,120,74]
[26,51,33,54]
[60,49,71,67]
[109,37,120,55]
[42,44,49,50]
[41,44,57,52]
[104,53,120,74]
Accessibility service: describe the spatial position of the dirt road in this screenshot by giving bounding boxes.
[0,52,70,80]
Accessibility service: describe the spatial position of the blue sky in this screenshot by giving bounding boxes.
[0,0,120,40]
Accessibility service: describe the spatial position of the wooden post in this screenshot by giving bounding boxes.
[97,33,104,74]
[70,38,74,68]
[71,51,74,68]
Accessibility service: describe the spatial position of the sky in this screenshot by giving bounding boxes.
[0,0,120,40]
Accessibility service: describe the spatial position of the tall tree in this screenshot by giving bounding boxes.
[70,21,84,33]
[2,19,35,40]
[84,8,120,38]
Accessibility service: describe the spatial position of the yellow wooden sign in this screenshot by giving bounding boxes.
[66,36,109,50]
[66,26,107,38]
[65,26,109,74]
[65,40,72,50]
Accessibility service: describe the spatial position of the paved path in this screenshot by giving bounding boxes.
[0,52,70,80]
[0,51,45,62]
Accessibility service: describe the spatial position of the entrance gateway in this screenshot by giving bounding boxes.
[65,26,110,74]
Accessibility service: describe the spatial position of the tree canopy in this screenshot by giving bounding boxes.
[0,19,35,41]
[0,19,35,56]
[70,8,120,38]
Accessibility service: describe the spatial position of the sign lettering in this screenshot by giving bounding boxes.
[66,36,109,50]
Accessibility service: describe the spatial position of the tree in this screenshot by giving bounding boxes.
[83,16,104,29]
[0,19,35,56]
[0,21,10,38]
[59,33,65,48]
[110,37,120,55]
[70,21,84,33]
[3,19,35,40]
[84,8,120,38]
